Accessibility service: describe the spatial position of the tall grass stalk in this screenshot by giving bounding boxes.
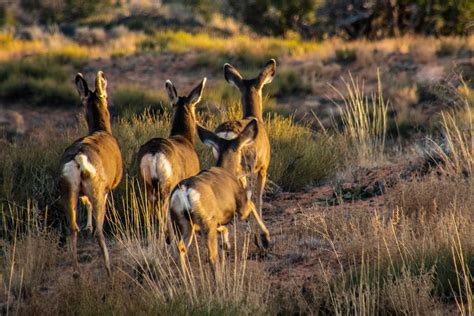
[432,104,473,177]
[107,177,270,312]
[333,70,388,165]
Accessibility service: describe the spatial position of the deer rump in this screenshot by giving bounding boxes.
[60,131,122,192]
[170,167,249,229]
[137,135,199,191]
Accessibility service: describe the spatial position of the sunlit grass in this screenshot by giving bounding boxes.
[332,70,388,166]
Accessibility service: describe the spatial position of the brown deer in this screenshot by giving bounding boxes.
[215,59,276,218]
[59,71,122,278]
[169,119,271,272]
[137,78,205,234]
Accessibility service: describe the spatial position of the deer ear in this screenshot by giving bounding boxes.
[165,80,179,105]
[197,123,220,152]
[75,73,89,99]
[188,77,206,105]
[257,59,276,88]
[223,63,243,89]
[237,119,258,149]
[95,71,107,99]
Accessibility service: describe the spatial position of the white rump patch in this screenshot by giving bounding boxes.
[74,154,96,175]
[140,153,172,185]
[187,188,200,206]
[171,185,192,213]
[62,160,80,189]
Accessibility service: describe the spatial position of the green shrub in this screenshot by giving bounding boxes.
[266,114,346,191]
[112,86,167,118]
[335,48,357,64]
[0,55,86,107]
[267,70,311,97]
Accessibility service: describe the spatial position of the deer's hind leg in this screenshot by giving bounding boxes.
[90,191,112,277]
[79,196,93,234]
[62,179,80,278]
[217,226,230,251]
[251,205,271,249]
[206,223,219,276]
[255,167,267,218]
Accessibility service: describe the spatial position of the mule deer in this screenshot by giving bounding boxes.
[137,78,205,234]
[59,71,122,278]
[216,59,276,218]
[169,119,271,272]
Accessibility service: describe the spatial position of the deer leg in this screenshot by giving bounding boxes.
[256,168,267,218]
[251,206,271,249]
[159,187,171,241]
[206,225,219,275]
[216,226,230,251]
[80,196,93,234]
[92,192,112,277]
[177,217,191,275]
[65,186,80,278]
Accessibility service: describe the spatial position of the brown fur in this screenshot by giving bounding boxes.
[216,59,276,217]
[170,119,271,272]
[58,71,122,278]
[136,78,205,230]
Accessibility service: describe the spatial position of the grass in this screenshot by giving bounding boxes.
[139,30,320,68]
[266,114,345,191]
[1,180,271,314]
[0,54,86,107]
[1,28,473,314]
[295,197,473,314]
[0,103,344,229]
[112,85,168,118]
[333,70,388,166]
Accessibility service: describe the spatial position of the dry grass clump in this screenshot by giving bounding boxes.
[434,107,473,177]
[408,39,438,64]
[107,184,271,314]
[333,71,388,166]
[1,224,59,302]
[296,202,473,314]
[139,30,320,68]
[112,85,168,118]
[387,175,474,218]
[266,114,346,191]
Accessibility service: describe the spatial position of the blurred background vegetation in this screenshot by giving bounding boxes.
[2,0,472,38]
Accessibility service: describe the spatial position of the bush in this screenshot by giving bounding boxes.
[335,48,357,64]
[19,0,112,24]
[266,70,311,97]
[112,86,167,118]
[0,55,85,107]
[266,115,345,191]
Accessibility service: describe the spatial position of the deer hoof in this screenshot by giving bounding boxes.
[260,233,271,249]
[254,233,271,250]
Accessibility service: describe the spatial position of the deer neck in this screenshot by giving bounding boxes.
[242,88,263,121]
[170,106,196,144]
[86,101,112,134]
[217,152,241,177]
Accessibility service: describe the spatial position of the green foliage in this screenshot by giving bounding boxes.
[182,0,219,21]
[112,86,167,118]
[228,0,319,36]
[318,0,474,39]
[0,55,85,107]
[19,0,112,24]
[266,70,311,97]
[266,115,345,191]
[335,48,357,64]
[0,5,16,27]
